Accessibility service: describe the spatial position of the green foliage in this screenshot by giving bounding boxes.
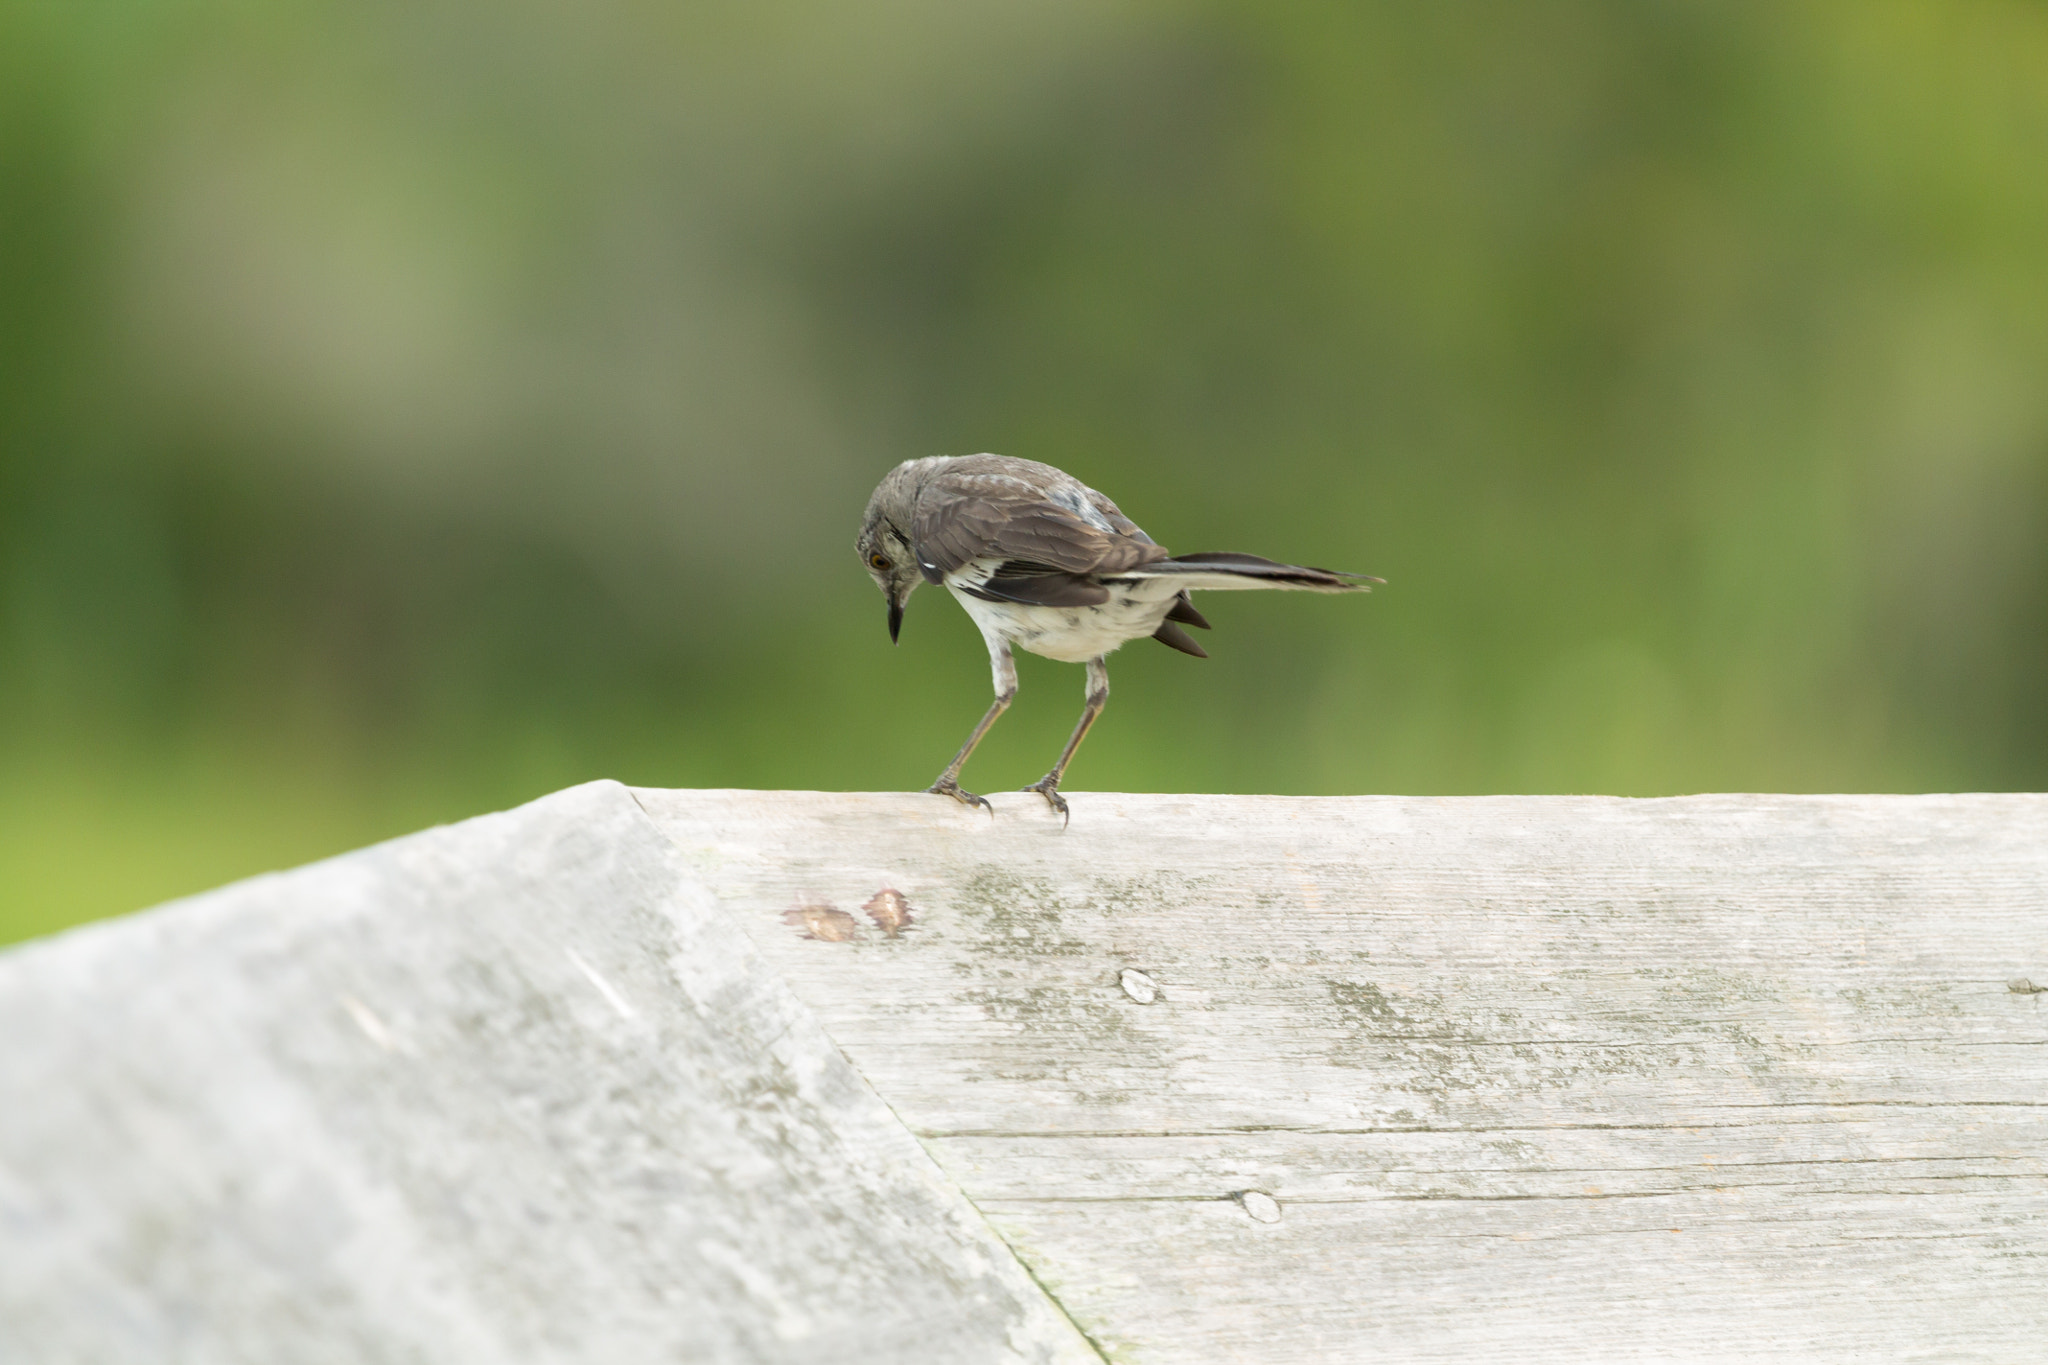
[5,0,2048,941]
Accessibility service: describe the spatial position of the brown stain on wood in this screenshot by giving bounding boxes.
[783,900,860,942]
[864,888,915,937]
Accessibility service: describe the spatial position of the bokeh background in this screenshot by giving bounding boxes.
[6,0,2048,943]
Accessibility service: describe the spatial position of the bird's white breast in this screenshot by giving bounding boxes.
[944,563,1182,663]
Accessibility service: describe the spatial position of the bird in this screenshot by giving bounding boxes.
[856,454,1379,823]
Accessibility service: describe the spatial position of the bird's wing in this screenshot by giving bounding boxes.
[960,564,1113,608]
[911,469,1168,582]
[1083,487,1156,545]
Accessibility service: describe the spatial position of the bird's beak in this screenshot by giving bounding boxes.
[887,597,904,644]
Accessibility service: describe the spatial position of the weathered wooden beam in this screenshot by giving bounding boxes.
[4,786,2045,1362]
[0,783,1098,1365]
[635,788,2048,1363]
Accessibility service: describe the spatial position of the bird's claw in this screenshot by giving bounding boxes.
[927,778,994,816]
[1022,777,1070,828]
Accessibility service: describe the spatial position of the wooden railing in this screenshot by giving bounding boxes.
[4,782,2045,1362]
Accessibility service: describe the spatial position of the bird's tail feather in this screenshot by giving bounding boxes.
[1126,552,1380,593]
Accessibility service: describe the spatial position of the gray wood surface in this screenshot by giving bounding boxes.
[635,788,2048,1364]
[0,782,1098,1365]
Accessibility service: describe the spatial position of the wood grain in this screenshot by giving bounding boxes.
[635,788,2048,1363]
[0,782,1099,1365]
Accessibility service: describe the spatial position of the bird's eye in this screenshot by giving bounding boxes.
[869,553,891,570]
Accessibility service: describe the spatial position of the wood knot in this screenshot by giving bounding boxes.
[1118,968,1159,1004]
[1237,1191,1281,1223]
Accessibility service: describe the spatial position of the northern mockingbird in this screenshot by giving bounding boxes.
[857,454,1378,821]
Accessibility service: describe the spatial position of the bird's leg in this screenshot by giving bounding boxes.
[1023,656,1108,827]
[927,640,1016,815]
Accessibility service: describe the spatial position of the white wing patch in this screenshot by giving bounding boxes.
[1048,485,1116,533]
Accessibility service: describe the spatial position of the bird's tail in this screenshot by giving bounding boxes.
[1124,552,1381,593]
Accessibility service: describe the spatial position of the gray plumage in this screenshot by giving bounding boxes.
[857,454,1378,821]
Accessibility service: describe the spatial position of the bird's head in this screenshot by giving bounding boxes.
[856,470,925,643]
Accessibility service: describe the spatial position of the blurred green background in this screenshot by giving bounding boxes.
[5,0,2047,944]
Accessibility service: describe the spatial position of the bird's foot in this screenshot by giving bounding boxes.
[926,777,993,816]
[1021,775,1070,827]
